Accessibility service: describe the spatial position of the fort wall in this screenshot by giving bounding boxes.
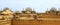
[12,19,60,25]
[0,7,60,25]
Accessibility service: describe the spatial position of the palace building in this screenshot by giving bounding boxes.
[0,7,60,25]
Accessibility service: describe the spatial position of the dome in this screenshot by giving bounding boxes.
[25,7,32,11]
[50,7,57,11]
[3,7,13,12]
[15,10,20,13]
[2,7,13,14]
[4,7,10,11]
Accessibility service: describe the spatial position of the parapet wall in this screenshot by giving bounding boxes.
[12,19,60,25]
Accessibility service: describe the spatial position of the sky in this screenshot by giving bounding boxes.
[0,0,60,12]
